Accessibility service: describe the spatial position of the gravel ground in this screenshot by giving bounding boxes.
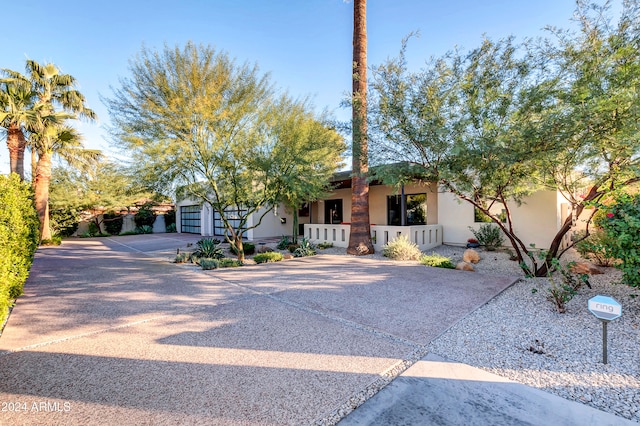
[320,244,640,423]
[181,241,640,422]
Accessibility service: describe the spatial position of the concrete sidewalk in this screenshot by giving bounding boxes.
[0,235,633,425]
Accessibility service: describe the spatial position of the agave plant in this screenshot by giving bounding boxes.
[193,238,224,259]
[293,238,316,258]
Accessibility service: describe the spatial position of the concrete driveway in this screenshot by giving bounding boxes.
[0,234,628,425]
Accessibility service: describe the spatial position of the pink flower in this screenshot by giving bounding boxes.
[607,213,614,218]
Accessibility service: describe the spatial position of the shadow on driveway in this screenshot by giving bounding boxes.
[0,236,519,425]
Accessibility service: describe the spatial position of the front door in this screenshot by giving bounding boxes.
[324,199,343,224]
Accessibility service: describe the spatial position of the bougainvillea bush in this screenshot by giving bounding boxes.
[600,193,640,287]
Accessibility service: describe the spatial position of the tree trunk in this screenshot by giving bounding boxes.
[31,148,37,188]
[6,125,26,180]
[35,151,53,241]
[347,0,374,255]
[292,208,299,244]
[234,235,245,262]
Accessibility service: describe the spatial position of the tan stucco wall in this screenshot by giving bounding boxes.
[249,205,292,239]
[316,182,437,226]
[438,190,560,248]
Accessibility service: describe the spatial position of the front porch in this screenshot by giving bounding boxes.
[304,223,443,252]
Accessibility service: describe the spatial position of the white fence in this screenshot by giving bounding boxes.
[304,224,443,252]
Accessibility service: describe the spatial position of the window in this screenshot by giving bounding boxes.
[324,199,343,224]
[213,207,247,237]
[387,193,427,226]
[180,205,201,234]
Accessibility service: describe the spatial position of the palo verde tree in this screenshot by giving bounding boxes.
[106,42,344,261]
[268,95,346,243]
[371,36,545,273]
[529,0,640,275]
[370,0,640,276]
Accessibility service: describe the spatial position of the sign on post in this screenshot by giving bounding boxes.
[588,295,622,321]
[588,295,622,364]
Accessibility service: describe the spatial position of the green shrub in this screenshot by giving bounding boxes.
[382,234,422,260]
[420,253,455,269]
[469,224,504,250]
[277,235,291,250]
[230,241,255,255]
[174,252,189,263]
[253,252,284,264]
[41,236,62,246]
[317,241,334,249]
[287,243,300,253]
[50,206,78,237]
[573,230,617,267]
[199,258,219,270]
[134,203,156,228]
[135,225,153,234]
[600,193,640,287]
[166,223,177,233]
[293,238,316,257]
[164,209,176,227]
[194,238,224,259]
[0,174,39,326]
[218,258,243,268]
[546,258,590,313]
[103,212,123,235]
[88,221,100,236]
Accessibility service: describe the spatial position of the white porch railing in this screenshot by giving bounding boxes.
[304,224,443,252]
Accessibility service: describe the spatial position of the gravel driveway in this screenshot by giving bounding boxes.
[0,235,516,425]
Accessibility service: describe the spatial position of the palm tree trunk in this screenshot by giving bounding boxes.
[6,125,27,180]
[31,148,37,188]
[35,150,52,241]
[347,0,374,255]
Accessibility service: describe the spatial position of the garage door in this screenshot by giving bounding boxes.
[180,205,201,234]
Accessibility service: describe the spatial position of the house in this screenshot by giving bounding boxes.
[175,171,577,251]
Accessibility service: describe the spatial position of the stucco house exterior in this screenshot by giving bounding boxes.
[175,171,578,252]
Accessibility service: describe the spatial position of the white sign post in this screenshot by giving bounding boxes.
[588,295,622,364]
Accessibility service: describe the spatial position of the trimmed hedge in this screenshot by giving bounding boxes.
[0,174,39,326]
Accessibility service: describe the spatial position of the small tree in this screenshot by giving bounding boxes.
[370,1,640,276]
[107,42,343,261]
[269,96,345,243]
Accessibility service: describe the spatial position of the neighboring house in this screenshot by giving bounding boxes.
[176,172,579,251]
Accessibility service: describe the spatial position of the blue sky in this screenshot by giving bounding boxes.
[0,0,611,174]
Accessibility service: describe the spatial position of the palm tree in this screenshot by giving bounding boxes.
[0,77,37,180]
[4,60,97,241]
[31,122,100,240]
[347,0,374,255]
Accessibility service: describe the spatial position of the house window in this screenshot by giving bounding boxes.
[213,208,247,237]
[180,205,201,234]
[324,199,343,224]
[474,205,507,223]
[387,193,427,226]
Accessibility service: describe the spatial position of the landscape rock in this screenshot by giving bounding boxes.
[570,262,604,275]
[463,248,480,264]
[455,261,475,272]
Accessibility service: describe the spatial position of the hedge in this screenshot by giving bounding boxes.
[0,174,39,328]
